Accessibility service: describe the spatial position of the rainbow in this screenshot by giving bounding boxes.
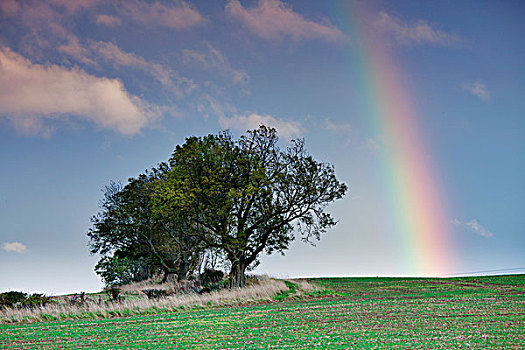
[340,3,455,276]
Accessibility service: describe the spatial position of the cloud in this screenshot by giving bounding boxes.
[226,0,346,43]
[58,35,98,66]
[2,0,202,32]
[376,11,461,46]
[96,14,121,27]
[323,118,381,151]
[323,118,354,134]
[120,0,204,29]
[322,118,355,145]
[58,38,196,97]
[182,42,249,85]
[462,82,490,101]
[453,219,494,238]
[47,0,105,14]
[364,138,380,151]
[219,113,303,139]
[0,0,20,16]
[0,48,152,136]
[91,41,197,96]
[2,242,28,253]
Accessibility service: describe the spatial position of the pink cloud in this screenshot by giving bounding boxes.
[376,11,461,46]
[121,0,204,29]
[0,48,152,136]
[226,0,346,43]
[96,14,121,27]
[0,0,20,16]
[182,42,249,85]
[47,0,104,14]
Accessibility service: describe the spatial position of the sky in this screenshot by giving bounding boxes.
[0,0,524,295]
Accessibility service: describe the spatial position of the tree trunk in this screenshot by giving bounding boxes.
[229,259,246,289]
[162,267,173,283]
[177,259,188,282]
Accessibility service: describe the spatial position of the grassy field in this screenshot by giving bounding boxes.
[1,275,524,349]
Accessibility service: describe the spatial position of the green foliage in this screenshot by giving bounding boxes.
[153,126,347,287]
[104,287,121,302]
[88,125,346,289]
[21,294,53,307]
[0,291,53,308]
[95,255,149,287]
[0,291,27,307]
[200,268,224,285]
[273,281,298,301]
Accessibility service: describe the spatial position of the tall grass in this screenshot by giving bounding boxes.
[0,277,288,324]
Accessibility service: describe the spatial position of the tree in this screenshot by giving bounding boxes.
[88,168,204,284]
[154,126,347,287]
[94,255,150,287]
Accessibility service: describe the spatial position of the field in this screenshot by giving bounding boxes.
[1,275,524,349]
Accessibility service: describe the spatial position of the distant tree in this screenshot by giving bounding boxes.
[0,291,53,308]
[153,126,347,288]
[0,291,27,307]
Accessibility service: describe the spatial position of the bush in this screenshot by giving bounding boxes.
[201,269,224,285]
[142,289,169,299]
[104,287,121,302]
[0,291,27,307]
[21,294,53,307]
[0,291,53,308]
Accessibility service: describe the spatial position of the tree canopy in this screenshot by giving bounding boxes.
[88,125,347,288]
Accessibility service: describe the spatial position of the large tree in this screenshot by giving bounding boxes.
[88,168,203,284]
[153,126,347,287]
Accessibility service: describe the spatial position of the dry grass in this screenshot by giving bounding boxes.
[119,278,197,294]
[0,277,287,324]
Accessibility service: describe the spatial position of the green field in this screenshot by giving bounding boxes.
[1,275,524,349]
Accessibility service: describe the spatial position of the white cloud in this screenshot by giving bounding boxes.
[453,219,494,238]
[226,0,346,43]
[219,112,303,139]
[2,242,28,253]
[121,0,204,29]
[376,11,461,46]
[0,48,152,136]
[462,82,490,101]
[96,14,121,27]
[182,42,249,85]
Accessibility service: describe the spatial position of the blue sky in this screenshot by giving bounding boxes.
[0,0,524,295]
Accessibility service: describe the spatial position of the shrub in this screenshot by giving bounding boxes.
[0,291,27,307]
[201,269,224,285]
[0,291,53,308]
[104,287,121,302]
[142,289,168,299]
[21,294,53,307]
